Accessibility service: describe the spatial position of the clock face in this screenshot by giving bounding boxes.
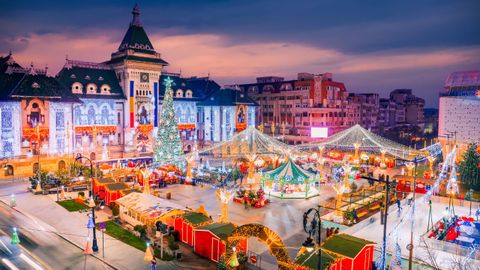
[140,72,149,83]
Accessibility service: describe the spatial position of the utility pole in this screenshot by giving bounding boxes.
[408,157,418,270]
[360,175,390,270]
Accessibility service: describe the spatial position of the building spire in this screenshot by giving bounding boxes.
[130,4,142,26]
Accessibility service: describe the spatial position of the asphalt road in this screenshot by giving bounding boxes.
[0,182,113,270]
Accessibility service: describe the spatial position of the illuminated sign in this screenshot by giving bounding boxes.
[311,127,328,138]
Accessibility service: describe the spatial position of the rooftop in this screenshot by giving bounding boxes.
[197,222,235,241]
[321,234,374,258]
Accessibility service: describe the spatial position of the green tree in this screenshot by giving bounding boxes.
[458,144,480,191]
[154,77,183,164]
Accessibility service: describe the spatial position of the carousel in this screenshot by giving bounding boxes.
[262,158,317,199]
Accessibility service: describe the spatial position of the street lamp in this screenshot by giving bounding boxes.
[302,206,322,270]
[360,174,391,270]
[74,154,98,253]
[396,156,421,270]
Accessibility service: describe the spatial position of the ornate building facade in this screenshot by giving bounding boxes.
[0,5,256,178]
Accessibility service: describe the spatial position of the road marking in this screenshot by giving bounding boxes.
[20,253,44,270]
[1,258,20,270]
[0,227,52,270]
[0,239,12,254]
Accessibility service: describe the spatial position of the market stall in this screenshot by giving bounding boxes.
[115,192,186,230]
[93,178,115,200]
[174,209,212,246]
[295,234,375,270]
[193,222,248,263]
[104,182,131,205]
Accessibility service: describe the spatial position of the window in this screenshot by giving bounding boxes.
[87,106,96,125]
[1,111,12,129]
[176,89,184,98]
[74,107,82,125]
[185,90,193,98]
[86,83,97,94]
[101,107,109,125]
[55,112,65,128]
[100,84,110,94]
[72,82,83,94]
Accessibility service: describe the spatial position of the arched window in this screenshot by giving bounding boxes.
[4,165,13,176]
[33,163,39,174]
[101,106,109,125]
[58,160,66,171]
[185,107,191,123]
[87,106,96,125]
[139,106,149,124]
[74,106,82,125]
[185,90,193,98]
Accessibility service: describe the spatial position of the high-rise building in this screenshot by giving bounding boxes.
[347,93,379,131]
[438,70,480,151]
[389,89,425,128]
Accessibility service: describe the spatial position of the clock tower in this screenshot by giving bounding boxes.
[106,4,168,155]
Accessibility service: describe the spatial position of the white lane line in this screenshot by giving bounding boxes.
[1,258,20,270]
[19,253,44,270]
[0,239,12,254]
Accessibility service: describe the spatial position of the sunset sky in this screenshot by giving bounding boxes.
[1,0,479,107]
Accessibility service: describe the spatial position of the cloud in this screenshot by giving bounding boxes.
[4,32,479,80]
[2,31,479,108]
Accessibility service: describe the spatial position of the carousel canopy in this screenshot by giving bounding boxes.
[183,126,303,160]
[264,159,313,184]
[297,124,423,159]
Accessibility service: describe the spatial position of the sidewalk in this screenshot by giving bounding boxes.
[1,182,180,270]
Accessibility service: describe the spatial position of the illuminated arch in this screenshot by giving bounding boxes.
[224,223,296,270]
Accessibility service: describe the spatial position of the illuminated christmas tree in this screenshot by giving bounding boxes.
[458,143,480,191]
[154,77,183,164]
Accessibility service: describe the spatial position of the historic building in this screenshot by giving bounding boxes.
[0,5,257,178]
[197,87,257,143]
[56,60,126,160]
[0,53,80,176]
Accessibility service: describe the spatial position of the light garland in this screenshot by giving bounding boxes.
[223,223,296,270]
[296,124,423,159]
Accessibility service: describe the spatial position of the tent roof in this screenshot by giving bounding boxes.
[297,124,421,158]
[264,158,313,181]
[183,126,303,160]
[116,193,185,219]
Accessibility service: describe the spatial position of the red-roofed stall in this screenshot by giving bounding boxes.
[194,222,247,263]
[174,210,212,246]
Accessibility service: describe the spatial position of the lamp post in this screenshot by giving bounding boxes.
[466,189,474,216]
[35,122,42,187]
[74,154,99,253]
[353,143,361,165]
[360,174,391,270]
[397,156,420,270]
[302,206,322,270]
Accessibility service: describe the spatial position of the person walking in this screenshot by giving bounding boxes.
[244,196,249,210]
[396,198,402,211]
